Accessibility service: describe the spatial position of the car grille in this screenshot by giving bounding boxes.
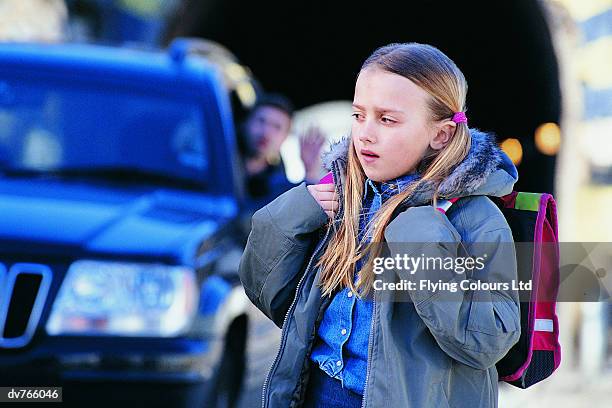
[0,263,52,348]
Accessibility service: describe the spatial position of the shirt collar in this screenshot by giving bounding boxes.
[365,172,420,199]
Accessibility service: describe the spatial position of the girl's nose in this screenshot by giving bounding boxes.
[357,120,377,144]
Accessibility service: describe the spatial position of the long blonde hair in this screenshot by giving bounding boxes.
[317,43,472,298]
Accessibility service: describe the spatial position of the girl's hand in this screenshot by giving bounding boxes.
[307,183,339,219]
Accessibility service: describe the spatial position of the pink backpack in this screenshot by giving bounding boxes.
[439,192,561,388]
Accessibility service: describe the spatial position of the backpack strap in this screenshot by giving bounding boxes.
[436,197,461,214]
[319,171,334,184]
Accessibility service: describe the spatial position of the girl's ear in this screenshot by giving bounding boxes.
[430,121,456,150]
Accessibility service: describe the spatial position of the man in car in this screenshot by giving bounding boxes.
[239,93,325,207]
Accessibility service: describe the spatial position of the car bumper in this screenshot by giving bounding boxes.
[0,336,223,407]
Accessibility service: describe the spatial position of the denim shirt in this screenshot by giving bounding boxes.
[309,172,419,395]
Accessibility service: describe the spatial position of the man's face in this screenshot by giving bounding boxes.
[245,105,292,159]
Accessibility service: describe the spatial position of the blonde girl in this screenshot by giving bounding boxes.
[240,43,520,408]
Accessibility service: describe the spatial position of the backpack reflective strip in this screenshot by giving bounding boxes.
[534,318,554,332]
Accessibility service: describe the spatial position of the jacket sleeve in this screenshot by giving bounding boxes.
[384,205,521,370]
[239,183,329,328]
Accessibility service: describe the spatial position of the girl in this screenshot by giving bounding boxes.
[239,43,521,408]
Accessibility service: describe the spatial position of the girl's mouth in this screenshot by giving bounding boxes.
[360,149,379,163]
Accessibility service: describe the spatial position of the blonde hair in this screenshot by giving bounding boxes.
[317,43,471,298]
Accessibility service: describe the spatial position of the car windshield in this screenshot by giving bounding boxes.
[0,78,208,186]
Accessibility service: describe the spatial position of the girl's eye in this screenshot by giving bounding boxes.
[381,116,396,124]
[351,112,364,121]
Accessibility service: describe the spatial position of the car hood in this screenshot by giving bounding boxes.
[0,178,238,262]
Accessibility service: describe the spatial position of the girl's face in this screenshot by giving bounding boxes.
[351,68,452,182]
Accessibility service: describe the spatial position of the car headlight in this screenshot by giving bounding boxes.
[46,260,197,337]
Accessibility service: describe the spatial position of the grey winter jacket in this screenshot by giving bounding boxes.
[239,129,521,408]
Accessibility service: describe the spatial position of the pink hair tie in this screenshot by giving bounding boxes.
[452,112,468,124]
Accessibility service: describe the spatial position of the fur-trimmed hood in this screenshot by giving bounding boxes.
[320,128,518,205]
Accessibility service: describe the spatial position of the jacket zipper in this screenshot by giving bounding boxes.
[360,290,377,408]
[260,224,333,408]
[261,162,343,408]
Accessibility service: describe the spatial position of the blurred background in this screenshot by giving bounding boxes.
[0,0,610,407]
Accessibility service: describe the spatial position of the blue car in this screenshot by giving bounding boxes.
[0,39,255,407]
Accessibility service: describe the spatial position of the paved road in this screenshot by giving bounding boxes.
[237,303,281,408]
[498,367,612,408]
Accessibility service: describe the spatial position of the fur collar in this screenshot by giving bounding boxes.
[320,128,517,203]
